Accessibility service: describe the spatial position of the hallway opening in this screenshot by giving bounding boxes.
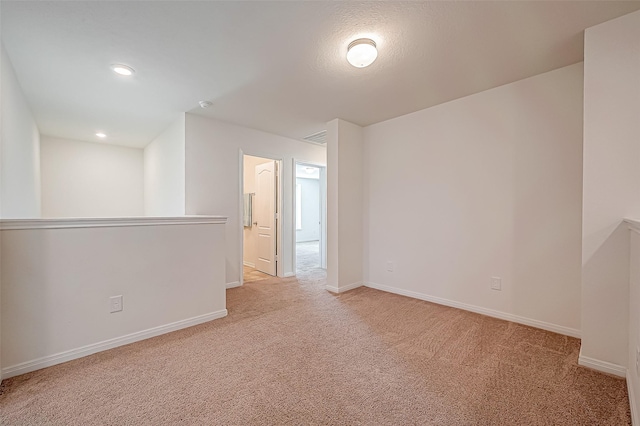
[294,162,326,273]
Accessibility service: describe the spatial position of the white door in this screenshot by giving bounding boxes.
[255,161,277,276]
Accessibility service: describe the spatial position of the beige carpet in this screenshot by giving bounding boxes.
[296,240,320,271]
[0,269,631,425]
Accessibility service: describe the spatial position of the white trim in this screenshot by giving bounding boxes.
[283,272,295,278]
[365,281,581,338]
[0,216,227,231]
[1,309,228,380]
[326,281,363,294]
[226,281,241,289]
[628,371,639,426]
[626,218,640,235]
[577,348,627,377]
[243,261,255,268]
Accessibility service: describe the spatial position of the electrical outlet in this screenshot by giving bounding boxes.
[110,295,123,313]
[386,261,395,272]
[491,277,502,291]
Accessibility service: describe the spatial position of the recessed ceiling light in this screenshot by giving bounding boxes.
[96,132,107,138]
[111,64,135,76]
[347,38,377,68]
[199,100,213,109]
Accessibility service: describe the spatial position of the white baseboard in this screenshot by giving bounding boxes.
[628,371,639,425]
[326,281,363,294]
[283,272,295,278]
[364,281,581,338]
[243,261,255,268]
[1,309,228,380]
[577,348,627,378]
[226,281,241,289]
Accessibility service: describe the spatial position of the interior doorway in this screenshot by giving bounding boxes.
[242,154,280,284]
[294,161,327,273]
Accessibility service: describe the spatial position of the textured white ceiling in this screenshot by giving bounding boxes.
[2,1,640,148]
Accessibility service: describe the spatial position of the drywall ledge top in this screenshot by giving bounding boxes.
[624,218,640,234]
[0,216,227,230]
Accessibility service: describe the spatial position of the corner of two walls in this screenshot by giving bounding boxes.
[3,42,151,220]
[183,113,326,287]
[143,113,186,217]
[1,41,43,376]
[1,43,41,219]
[38,113,187,219]
[329,65,586,332]
[326,118,364,293]
[581,9,640,420]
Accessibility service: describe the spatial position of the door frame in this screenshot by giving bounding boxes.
[293,159,327,271]
[239,149,283,286]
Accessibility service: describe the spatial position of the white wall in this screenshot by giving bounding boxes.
[581,8,640,378]
[1,44,41,218]
[40,137,144,218]
[296,177,320,242]
[0,42,4,379]
[144,115,186,216]
[629,224,640,422]
[363,63,584,336]
[326,119,364,293]
[1,217,227,379]
[243,155,273,268]
[185,114,326,286]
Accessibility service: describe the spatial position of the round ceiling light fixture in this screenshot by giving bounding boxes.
[96,132,107,138]
[347,38,377,68]
[111,64,135,76]
[199,100,213,109]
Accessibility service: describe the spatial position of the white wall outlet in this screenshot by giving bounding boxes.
[386,261,395,272]
[110,295,123,313]
[491,277,502,291]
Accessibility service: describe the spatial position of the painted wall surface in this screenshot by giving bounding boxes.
[1,45,41,218]
[326,119,364,292]
[1,220,226,378]
[296,177,320,242]
[185,114,326,285]
[629,226,640,421]
[144,115,186,216]
[0,42,3,377]
[40,137,144,217]
[582,10,640,371]
[243,155,273,268]
[363,63,583,335]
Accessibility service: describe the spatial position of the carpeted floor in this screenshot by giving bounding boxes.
[0,268,631,425]
[296,240,320,271]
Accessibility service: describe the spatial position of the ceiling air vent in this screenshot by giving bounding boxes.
[302,130,327,145]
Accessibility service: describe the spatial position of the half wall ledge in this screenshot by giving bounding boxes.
[0,215,228,379]
[0,215,227,230]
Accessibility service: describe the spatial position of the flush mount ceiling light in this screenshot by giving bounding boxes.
[199,100,213,109]
[347,38,377,68]
[96,132,107,138]
[110,64,135,76]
